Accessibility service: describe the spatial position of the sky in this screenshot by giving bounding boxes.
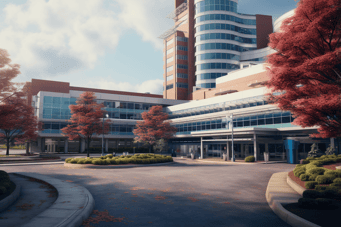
[0,0,299,95]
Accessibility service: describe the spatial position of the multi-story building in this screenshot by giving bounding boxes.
[27,79,186,153]
[160,0,273,100]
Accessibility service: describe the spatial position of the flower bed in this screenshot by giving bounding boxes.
[65,153,173,165]
[0,170,16,201]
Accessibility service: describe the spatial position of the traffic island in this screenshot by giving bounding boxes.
[0,171,21,213]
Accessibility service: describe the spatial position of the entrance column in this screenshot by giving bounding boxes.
[64,139,68,153]
[200,137,203,159]
[105,139,109,152]
[241,144,244,158]
[41,138,45,153]
[226,139,230,160]
[253,134,258,161]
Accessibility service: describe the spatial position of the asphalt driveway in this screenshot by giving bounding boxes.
[0,159,296,227]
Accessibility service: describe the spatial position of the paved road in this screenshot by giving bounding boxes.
[0,159,296,227]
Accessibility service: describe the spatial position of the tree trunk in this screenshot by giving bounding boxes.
[6,138,10,156]
[26,142,30,154]
[149,145,151,153]
[87,137,90,158]
[79,138,81,153]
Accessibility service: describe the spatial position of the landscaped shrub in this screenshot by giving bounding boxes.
[324,170,341,178]
[298,198,318,208]
[333,178,341,184]
[106,154,113,158]
[0,171,10,182]
[316,175,334,184]
[92,159,102,165]
[303,190,323,199]
[245,156,255,162]
[305,164,318,171]
[104,159,111,165]
[299,174,311,181]
[321,189,341,199]
[294,170,306,178]
[309,174,319,181]
[84,159,93,164]
[315,185,328,191]
[309,161,324,167]
[0,186,7,195]
[77,159,85,164]
[330,183,341,187]
[142,159,150,164]
[305,181,318,189]
[306,167,327,175]
[321,158,336,165]
[70,159,78,164]
[65,158,73,163]
[315,198,335,208]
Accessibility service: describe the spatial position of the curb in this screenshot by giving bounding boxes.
[12,172,95,227]
[0,174,21,213]
[265,172,321,227]
[287,173,305,196]
[176,158,287,165]
[0,159,63,166]
[63,161,176,169]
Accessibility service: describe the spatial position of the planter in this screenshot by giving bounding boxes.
[264,152,269,162]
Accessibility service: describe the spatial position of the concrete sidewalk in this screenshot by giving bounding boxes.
[0,172,95,227]
[265,172,321,227]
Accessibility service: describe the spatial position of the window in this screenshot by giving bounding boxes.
[177,37,188,42]
[167,48,174,54]
[167,75,174,81]
[177,55,188,60]
[177,64,188,69]
[177,45,188,51]
[166,56,174,64]
[166,84,174,90]
[177,73,188,79]
[166,66,174,72]
[167,38,174,46]
[177,83,188,88]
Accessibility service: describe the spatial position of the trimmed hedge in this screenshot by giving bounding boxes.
[245,156,255,162]
[316,175,335,184]
[299,174,311,181]
[306,167,327,175]
[309,174,319,181]
[305,181,318,189]
[65,154,173,165]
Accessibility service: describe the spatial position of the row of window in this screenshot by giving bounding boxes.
[241,57,265,62]
[42,122,135,135]
[177,45,188,51]
[168,97,267,119]
[174,112,294,134]
[167,48,174,54]
[195,0,238,14]
[196,62,240,70]
[43,96,77,108]
[196,33,257,44]
[196,23,257,35]
[196,83,216,88]
[102,101,158,110]
[177,37,188,42]
[177,73,188,79]
[197,52,240,61]
[196,14,256,25]
[197,43,257,52]
[197,72,227,80]
[167,38,174,46]
[177,64,188,69]
[177,55,188,60]
[177,83,188,89]
[166,84,174,90]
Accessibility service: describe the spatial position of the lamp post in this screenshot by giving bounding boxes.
[226,114,235,162]
[102,113,109,156]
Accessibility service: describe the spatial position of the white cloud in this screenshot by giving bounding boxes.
[116,0,174,50]
[87,77,164,95]
[0,0,121,79]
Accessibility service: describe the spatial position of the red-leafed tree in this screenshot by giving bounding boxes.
[0,95,42,155]
[61,92,110,157]
[133,105,177,153]
[266,0,341,139]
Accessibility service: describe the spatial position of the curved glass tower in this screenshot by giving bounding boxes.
[194,0,258,88]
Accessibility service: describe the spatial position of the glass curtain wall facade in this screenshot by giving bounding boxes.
[194,0,257,88]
